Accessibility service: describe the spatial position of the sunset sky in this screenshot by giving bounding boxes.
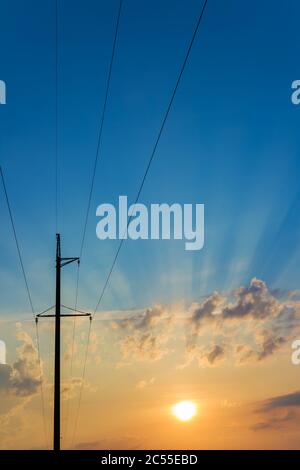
[1,0,300,450]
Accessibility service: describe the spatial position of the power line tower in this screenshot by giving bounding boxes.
[37,234,91,451]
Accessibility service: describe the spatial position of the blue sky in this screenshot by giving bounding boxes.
[1,0,300,315]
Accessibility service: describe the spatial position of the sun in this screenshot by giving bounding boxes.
[171,400,197,422]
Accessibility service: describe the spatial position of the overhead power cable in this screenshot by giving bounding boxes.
[93,0,209,316]
[55,0,59,233]
[0,167,35,315]
[79,0,123,258]
[0,165,49,449]
[72,0,209,449]
[70,318,92,449]
[65,0,123,447]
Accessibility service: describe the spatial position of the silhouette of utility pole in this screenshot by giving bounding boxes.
[36,234,91,451]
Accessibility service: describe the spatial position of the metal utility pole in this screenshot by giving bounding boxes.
[36,234,91,451]
[54,234,62,451]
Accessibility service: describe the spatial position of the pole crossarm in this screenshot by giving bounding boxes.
[60,257,80,268]
[39,313,91,318]
[36,305,55,318]
[36,304,91,318]
[61,304,92,316]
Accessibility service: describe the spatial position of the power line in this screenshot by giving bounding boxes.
[65,0,123,447]
[72,0,209,448]
[72,0,123,358]
[0,165,49,449]
[0,167,35,315]
[64,263,79,445]
[55,0,59,233]
[93,0,209,316]
[36,305,55,317]
[61,303,91,315]
[79,0,123,259]
[70,317,92,449]
[35,319,50,449]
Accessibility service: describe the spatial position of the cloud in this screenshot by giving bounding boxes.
[113,305,173,364]
[251,390,300,431]
[184,278,300,367]
[113,305,167,330]
[254,331,286,362]
[0,396,33,448]
[236,330,287,363]
[257,390,300,413]
[222,278,280,320]
[63,321,102,368]
[190,293,224,333]
[180,342,226,368]
[0,329,42,397]
[135,377,155,390]
[207,344,225,364]
[61,377,83,400]
[108,278,299,368]
[74,436,141,450]
[0,325,47,448]
[251,410,296,431]
[189,278,289,329]
[120,331,169,362]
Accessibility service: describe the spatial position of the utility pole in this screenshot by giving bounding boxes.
[36,234,91,451]
[54,234,62,451]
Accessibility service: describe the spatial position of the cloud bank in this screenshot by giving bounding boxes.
[0,329,41,397]
[111,278,300,367]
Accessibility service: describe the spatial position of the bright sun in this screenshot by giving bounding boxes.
[171,400,197,422]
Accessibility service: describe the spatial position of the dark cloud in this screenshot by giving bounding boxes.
[190,292,223,329]
[111,278,299,367]
[272,307,298,336]
[256,333,286,361]
[185,278,299,366]
[252,391,300,432]
[114,305,167,331]
[74,436,141,450]
[207,345,225,365]
[189,278,288,328]
[180,342,226,368]
[258,390,300,413]
[251,410,296,431]
[237,331,287,363]
[223,278,280,320]
[0,364,11,384]
[0,330,41,397]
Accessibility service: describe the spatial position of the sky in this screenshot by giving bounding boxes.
[0,0,300,450]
